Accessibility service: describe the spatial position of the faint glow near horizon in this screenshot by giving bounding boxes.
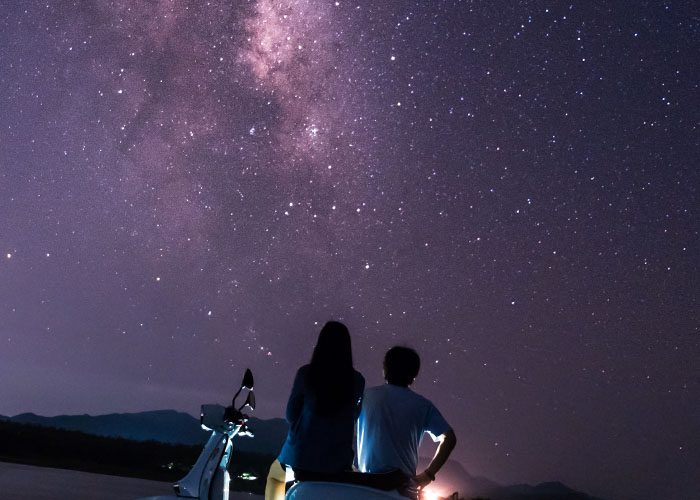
[421,486,446,500]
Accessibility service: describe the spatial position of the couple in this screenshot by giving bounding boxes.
[265,321,457,499]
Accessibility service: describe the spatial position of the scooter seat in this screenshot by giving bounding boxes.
[286,481,406,500]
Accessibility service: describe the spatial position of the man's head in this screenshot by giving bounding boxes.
[383,346,420,387]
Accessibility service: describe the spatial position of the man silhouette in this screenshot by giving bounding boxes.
[356,346,457,497]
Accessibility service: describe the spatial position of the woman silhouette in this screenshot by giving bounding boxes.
[265,321,365,499]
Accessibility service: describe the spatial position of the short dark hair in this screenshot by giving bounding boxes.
[384,346,420,387]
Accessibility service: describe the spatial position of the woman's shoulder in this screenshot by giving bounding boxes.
[353,369,366,386]
[296,364,312,377]
[293,364,312,382]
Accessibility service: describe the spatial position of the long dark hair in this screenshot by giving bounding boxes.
[307,321,355,415]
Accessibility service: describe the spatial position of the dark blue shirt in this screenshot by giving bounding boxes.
[278,364,365,473]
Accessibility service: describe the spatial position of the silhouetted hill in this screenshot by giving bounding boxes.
[3,411,605,500]
[417,455,499,497]
[416,456,604,500]
[7,410,288,456]
[483,480,605,500]
[0,418,270,494]
[9,410,207,445]
[0,418,200,481]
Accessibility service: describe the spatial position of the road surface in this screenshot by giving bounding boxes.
[0,461,262,499]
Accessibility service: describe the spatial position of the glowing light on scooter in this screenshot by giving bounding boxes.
[421,486,442,500]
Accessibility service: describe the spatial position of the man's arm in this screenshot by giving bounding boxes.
[414,429,457,488]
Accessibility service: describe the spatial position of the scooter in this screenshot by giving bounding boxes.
[139,369,407,500]
[138,368,256,500]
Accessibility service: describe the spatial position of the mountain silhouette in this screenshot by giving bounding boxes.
[417,455,499,497]
[3,411,605,500]
[483,480,605,500]
[6,410,287,456]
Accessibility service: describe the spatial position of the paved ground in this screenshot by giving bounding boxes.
[0,461,262,500]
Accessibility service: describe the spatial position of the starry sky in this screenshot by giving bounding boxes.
[0,1,697,499]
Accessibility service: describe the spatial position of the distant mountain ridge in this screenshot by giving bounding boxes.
[7,410,207,445]
[416,455,500,497]
[3,410,287,456]
[2,411,605,500]
[485,480,605,500]
[415,457,604,500]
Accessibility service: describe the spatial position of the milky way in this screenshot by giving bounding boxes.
[0,2,697,500]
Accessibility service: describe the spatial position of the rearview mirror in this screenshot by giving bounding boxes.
[242,368,254,390]
[232,369,255,408]
[243,391,256,410]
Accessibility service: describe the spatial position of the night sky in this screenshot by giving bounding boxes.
[1,1,697,499]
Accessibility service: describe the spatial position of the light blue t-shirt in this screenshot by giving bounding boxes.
[356,384,451,476]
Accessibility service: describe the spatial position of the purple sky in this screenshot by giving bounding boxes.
[0,2,697,499]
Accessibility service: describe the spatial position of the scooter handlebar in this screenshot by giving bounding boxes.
[238,423,254,438]
[224,405,248,424]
